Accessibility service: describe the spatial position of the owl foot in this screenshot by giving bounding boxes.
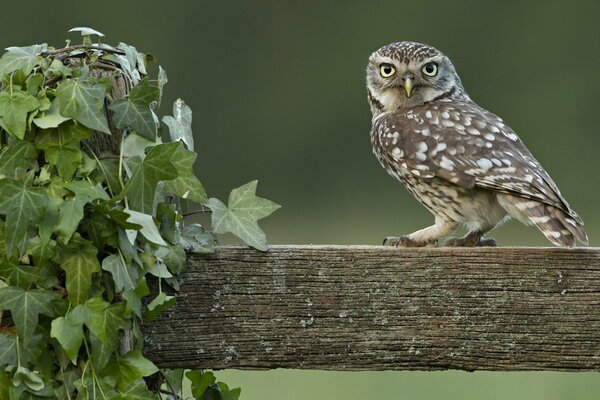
[444,231,496,247]
[383,236,437,247]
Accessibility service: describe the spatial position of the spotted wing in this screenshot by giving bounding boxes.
[373,100,582,224]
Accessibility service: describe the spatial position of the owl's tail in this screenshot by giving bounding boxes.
[498,194,588,247]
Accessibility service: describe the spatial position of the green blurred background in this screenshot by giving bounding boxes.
[5,1,600,398]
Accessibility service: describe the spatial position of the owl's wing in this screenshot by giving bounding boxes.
[374,100,582,223]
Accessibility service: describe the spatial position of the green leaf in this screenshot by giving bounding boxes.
[115,379,157,400]
[0,178,48,257]
[123,209,167,246]
[32,98,71,129]
[0,90,40,139]
[90,302,127,371]
[0,286,54,339]
[218,382,241,400]
[145,291,176,322]
[35,121,91,179]
[0,44,47,76]
[0,140,38,180]
[47,59,73,78]
[186,370,215,399]
[116,142,179,213]
[156,203,177,243]
[56,180,109,243]
[162,98,193,150]
[206,181,280,251]
[69,27,105,37]
[123,132,161,159]
[162,142,207,203]
[59,239,101,305]
[50,316,83,365]
[25,73,44,96]
[12,366,44,392]
[109,78,159,140]
[113,350,158,387]
[179,224,215,254]
[158,66,168,106]
[55,79,110,134]
[0,261,43,288]
[0,334,17,366]
[123,279,148,319]
[156,245,187,275]
[163,369,183,397]
[102,253,138,292]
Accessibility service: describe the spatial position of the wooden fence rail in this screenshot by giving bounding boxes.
[143,245,600,371]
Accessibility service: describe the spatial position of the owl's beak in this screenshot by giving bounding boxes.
[403,77,413,98]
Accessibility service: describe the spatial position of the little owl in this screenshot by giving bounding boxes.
[367,41,587,247]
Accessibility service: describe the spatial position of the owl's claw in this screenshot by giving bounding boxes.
[444,232,496,247]
[383,236,437,248]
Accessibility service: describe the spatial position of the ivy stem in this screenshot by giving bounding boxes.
[15,336,21,368]
[83,336,108,400]
[118,135,129,209]
[9,72,13,96]
[84,142,115,197]
[118,249,134,290]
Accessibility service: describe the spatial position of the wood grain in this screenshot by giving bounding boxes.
[143,245,600,371]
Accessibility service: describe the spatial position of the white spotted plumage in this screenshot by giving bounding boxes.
[367,41,587,247]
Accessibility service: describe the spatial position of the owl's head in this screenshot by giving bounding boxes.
[366,41,468,115]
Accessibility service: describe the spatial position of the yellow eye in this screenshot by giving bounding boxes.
[422,62,438,77]
[379,63,395,78]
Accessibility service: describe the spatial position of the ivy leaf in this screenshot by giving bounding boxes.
[162,142,207,203]
[32,98,71,129]
[68,27,105,37]
[59,238,101,305]
[112,350,158,388]
[90,303,127,371]
[123,132,161,159]
[109,78,159,140]
[0,261,43,288]
[0,140,38,180]
[0,286,54,340]
[115,379,157,400]
[186,370,215,399]
[0,178,48,257]
[55,79,110,134]
[206,181,280,251]
[145,291,176,322]
[12,366,44,392]
[0,335,17,366]
[50,316,83,365]
[35,121,91,179]
[116,142,179,213]
[123,209,168,246]
[57,180,109,243]
[158,66,168,106]
[0,90,40,139]
[102,253,138,292]
[178,224,215,254]
[0,44,47,76]
[123,279,149,319]
[162,98,193,150]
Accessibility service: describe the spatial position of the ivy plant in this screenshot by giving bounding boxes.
[0,27,279,399]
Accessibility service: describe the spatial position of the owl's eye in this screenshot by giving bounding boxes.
[379,64,395,78]
[422,62,438,77]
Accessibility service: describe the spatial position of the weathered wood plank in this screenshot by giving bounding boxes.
[142,245,600,371]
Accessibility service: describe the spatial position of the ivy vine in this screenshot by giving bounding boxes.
[0,27,279,399]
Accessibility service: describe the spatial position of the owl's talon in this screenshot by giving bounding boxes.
[477,237,497,247]
[444,233,496,247]
[383,236,435,247]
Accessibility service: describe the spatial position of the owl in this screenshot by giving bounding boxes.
[367,41,587,247]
